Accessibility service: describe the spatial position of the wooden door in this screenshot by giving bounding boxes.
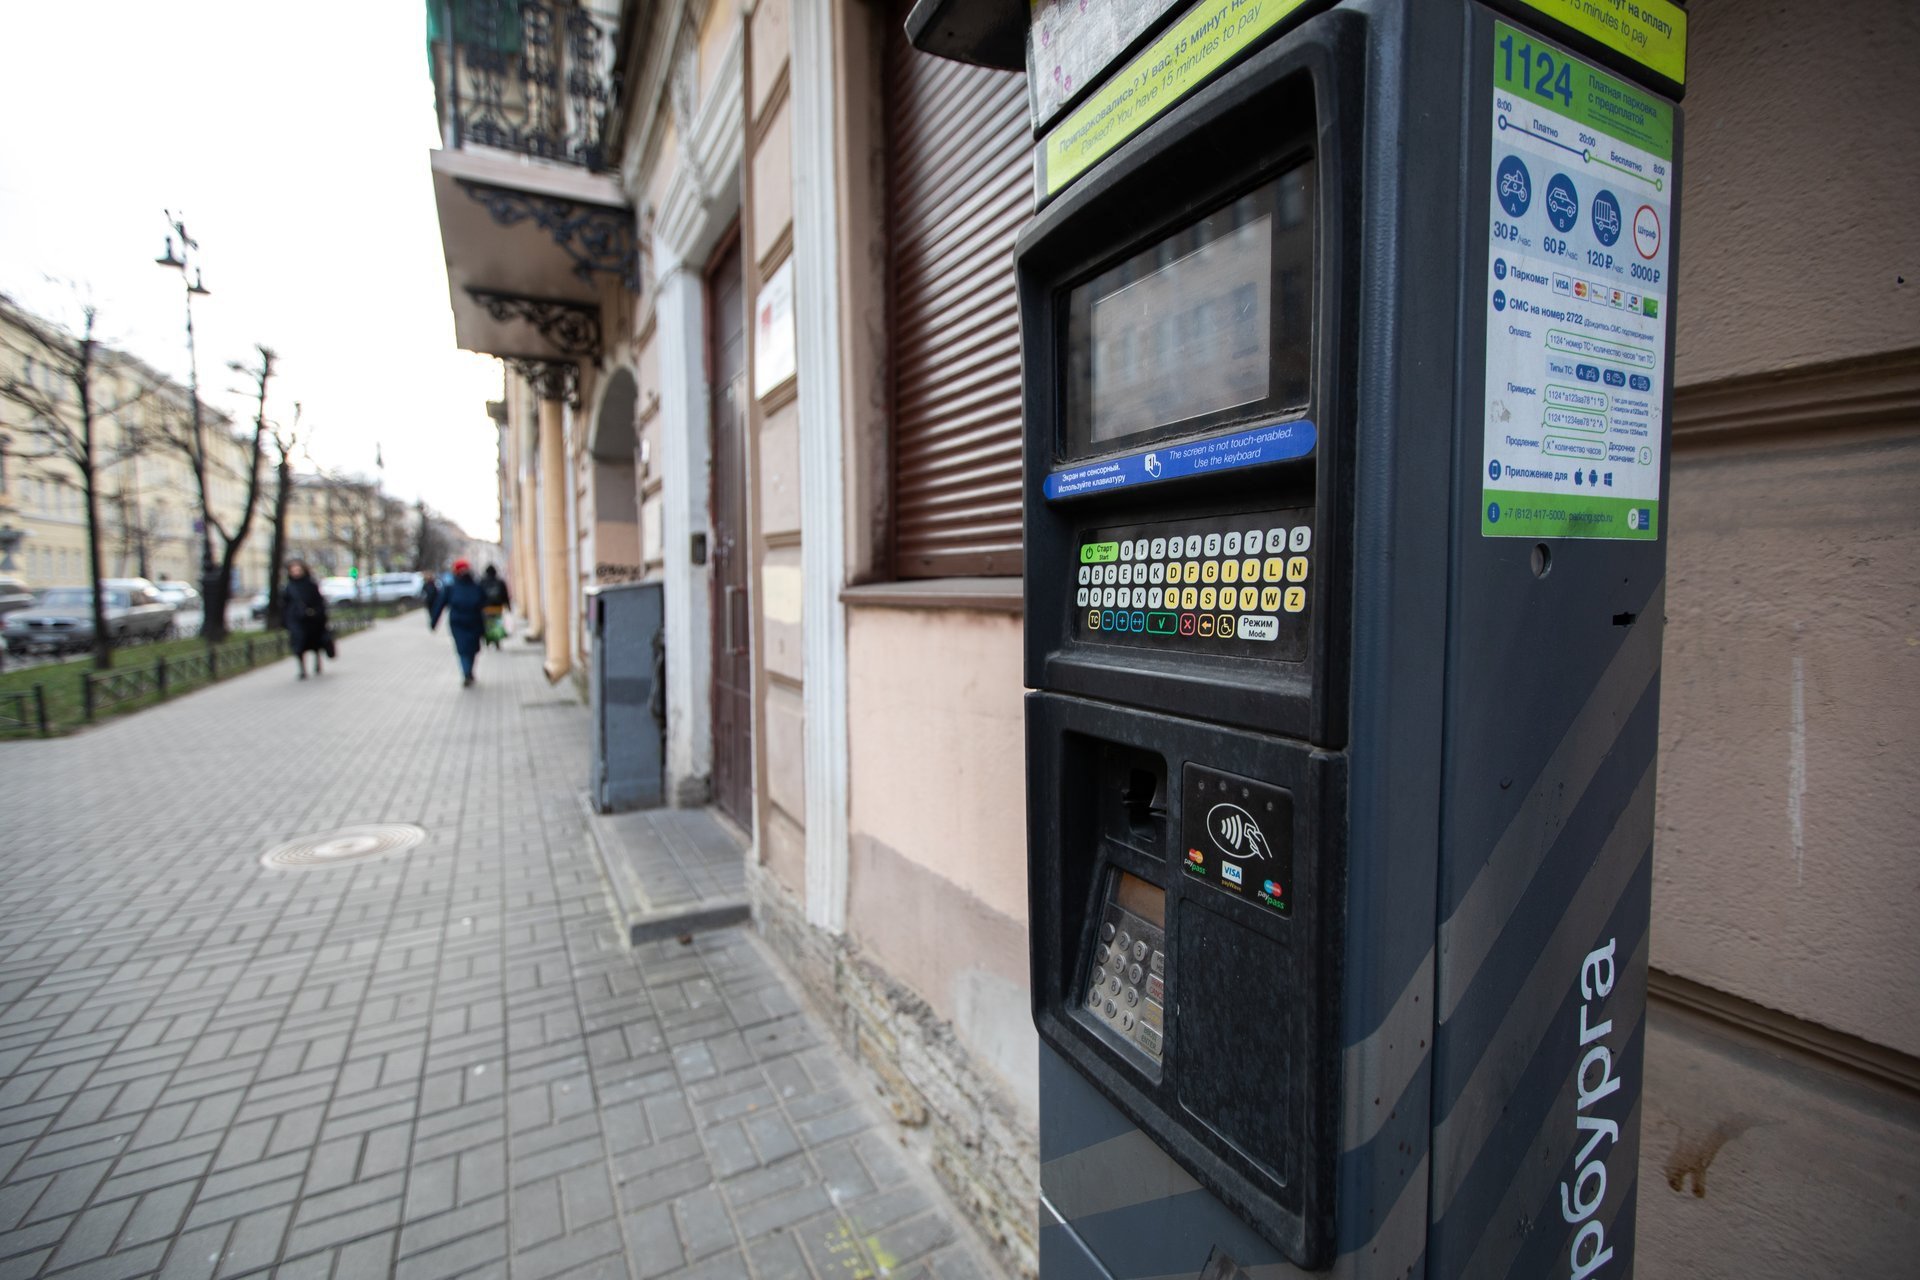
[706,228,754,828]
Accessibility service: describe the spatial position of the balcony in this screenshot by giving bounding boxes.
[426,0,635,375]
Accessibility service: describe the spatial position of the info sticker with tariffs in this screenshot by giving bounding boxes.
[1480,23,1674,541]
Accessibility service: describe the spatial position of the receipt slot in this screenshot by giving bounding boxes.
[908,0,1687,1275]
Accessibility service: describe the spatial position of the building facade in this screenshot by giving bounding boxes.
[0,294,270,595]
[428,2,1920,1275]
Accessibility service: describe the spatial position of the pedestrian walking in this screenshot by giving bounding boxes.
[479,564,511,649]
[422,569,442,627]
[282,559,330,679]
[428,558,487,687]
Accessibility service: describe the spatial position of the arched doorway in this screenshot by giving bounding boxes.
[588,367,642,587]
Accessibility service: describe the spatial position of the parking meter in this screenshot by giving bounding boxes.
[909,0,1687,1274]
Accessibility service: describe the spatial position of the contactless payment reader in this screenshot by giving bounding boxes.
[908,0,1687,1275]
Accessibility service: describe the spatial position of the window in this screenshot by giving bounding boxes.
[883,13,1028,578]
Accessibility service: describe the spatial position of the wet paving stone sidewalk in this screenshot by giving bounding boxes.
[0,621,996,1279]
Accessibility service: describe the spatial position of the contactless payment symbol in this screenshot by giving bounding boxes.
[1545,173,1579,232]
[1496,155,1531,217]
[1207,803,1271,861]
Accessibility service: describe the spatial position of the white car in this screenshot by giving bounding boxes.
[320,576,360,606]
[152,581,202,610]
[368,572,425,604]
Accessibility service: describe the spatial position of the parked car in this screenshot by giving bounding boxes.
[249,590,271,620]
[151,580,202,611]
[320,577,360,607]
[0,577,33,620]
[369,572,425,604]
[2,583,174,654]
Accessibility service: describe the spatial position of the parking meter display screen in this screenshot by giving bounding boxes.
[1062,162,1315,458]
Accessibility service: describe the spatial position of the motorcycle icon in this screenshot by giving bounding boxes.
[1496,155,1532,217]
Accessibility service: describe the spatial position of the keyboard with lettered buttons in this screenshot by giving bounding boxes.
[1074,511,1314,661]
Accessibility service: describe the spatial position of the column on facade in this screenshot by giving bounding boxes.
[516,402,544,641]
[537,392,571,681]
[651,262,715,803]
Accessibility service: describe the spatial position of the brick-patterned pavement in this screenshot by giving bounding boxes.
[0,621,995,1280]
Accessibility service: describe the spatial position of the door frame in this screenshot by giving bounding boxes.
[703,221,755,832]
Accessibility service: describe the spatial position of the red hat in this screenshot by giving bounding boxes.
[453,558,471,573]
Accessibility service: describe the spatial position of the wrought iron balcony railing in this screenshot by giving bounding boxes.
[431,0,620,173]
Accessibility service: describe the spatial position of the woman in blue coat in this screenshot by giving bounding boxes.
[428,559,487,687]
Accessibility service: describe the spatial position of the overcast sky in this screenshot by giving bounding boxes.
[0,0,504,541]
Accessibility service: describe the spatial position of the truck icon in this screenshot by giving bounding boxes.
[1591,197,1621,243]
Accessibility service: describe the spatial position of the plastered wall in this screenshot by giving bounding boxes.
[1654,428,1920,1055]
[1651,2,1920,1057]
[1674,0,1918,384]
[845,606,1036,1108]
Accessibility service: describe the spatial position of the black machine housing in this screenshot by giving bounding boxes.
[1021,14,1368,1266]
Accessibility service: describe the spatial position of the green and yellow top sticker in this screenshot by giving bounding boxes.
[1037,0,1685,200]
[1511,0,1687,88]
[1039,0,1315,197]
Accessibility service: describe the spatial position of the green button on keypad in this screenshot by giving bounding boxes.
[1146,612,1176,635]
[1080,541,1120,565]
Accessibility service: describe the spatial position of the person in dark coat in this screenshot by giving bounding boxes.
[282,559,329,679]
[479,564,511,649]
[422,569,441,626]
[429,559,487,687]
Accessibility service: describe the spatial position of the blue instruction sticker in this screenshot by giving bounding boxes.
[1044,420,1317,500]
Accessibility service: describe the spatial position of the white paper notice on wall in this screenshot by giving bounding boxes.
[754,258,796,399]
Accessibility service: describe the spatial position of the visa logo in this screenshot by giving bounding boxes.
[1221,862,1244,887]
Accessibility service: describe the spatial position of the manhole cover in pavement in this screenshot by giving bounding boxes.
[261,823,426,870]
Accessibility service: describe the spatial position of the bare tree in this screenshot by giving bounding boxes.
[107,483,165,580]
[0,300,157,669]
[412,501,461,577]
[262,402,304,628]
[316,471,379,598]
[156,344,273,641]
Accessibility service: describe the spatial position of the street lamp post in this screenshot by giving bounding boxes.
[155,214,215,632]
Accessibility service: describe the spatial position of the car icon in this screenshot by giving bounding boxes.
[1547,184,1578,226]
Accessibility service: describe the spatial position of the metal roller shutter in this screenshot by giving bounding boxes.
[885,16,1028,578]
